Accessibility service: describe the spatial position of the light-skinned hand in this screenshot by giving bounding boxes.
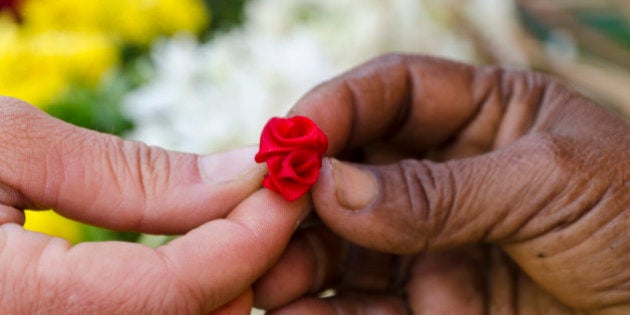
[0,98,308,314]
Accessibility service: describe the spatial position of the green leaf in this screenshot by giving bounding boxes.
[44,76,134,136]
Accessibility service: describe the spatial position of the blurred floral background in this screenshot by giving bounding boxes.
[1,0,629,268]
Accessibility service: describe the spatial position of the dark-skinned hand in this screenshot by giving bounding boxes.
[254,54,630,315]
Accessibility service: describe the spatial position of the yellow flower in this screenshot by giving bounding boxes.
[0,26,117,107]
[0,0,209,107]
[153,0,210,37]
[23,210,83,244]
[20,0,209,45]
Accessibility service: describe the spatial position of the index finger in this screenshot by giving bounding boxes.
[289,54,540,157]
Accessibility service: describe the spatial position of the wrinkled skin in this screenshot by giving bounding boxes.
[254,55,630,314]
[0,98,310,314]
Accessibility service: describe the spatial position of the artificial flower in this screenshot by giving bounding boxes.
[255,116,327,201]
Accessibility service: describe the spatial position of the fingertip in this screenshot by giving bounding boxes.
[227,189,311,241]
[313,159,424,255]
[199,146,264,185]
[332,159,379,210]
[0,206,25,226]
[315,158,380,210]
[312,158,383,245]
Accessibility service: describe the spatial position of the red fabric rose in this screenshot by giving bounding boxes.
[255,116,328,201]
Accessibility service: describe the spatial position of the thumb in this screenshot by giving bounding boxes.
[0,97,264,234]
[311,135,597,253]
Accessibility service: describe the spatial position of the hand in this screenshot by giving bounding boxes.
[0,98,309,314]
[253,54,630,314]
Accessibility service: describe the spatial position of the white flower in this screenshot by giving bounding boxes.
[123,32,334,152]
[122,0,521,154]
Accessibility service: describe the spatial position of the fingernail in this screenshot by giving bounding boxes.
[330,158,378,210]
[199,146,261,184]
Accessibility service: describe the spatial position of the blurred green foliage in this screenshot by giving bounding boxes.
[82,225,141,243]
[577,10,630,49]
[204,0,249,34]
[45,1,250,138]
[45,78,134,136]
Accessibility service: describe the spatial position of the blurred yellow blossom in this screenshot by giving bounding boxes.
[20,0,209,45]
[0,0,209,107]
[23,210,83,244]
[0,22,117,106]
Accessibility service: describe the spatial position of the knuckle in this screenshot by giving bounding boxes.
[104,138,174,228]
[128,271,196,314]
[66,272,190,314]
[0,96,32,117]
[398,159,431,226]
[520,133,577,177]
[1,230,71,313]
[125,140,172,201]
[155,250,207,314]
[62,248,197,314]
[407,159,458,250]
[497,133,594,240]
[379,159,445,253]
[0,97,46,136]
[505,133,580,205]
[0,99,36,167]
[494,66,557,96]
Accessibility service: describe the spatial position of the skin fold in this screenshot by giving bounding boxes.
[253,54,630,315]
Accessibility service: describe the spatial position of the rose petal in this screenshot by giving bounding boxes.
[255,116,327,162]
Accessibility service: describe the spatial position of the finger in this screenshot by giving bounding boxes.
[254,226,407,311]
[0,97,265,234]
[0,190,309,314]
[210,288,253,315]
[311,132,605,253]
[156,189,310,312]
[0,181,27,225]
[407,247,487,314]
[0,205,24,225]
[268,294,407,315]
[289,54,556,157]
[253,226,344,310]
